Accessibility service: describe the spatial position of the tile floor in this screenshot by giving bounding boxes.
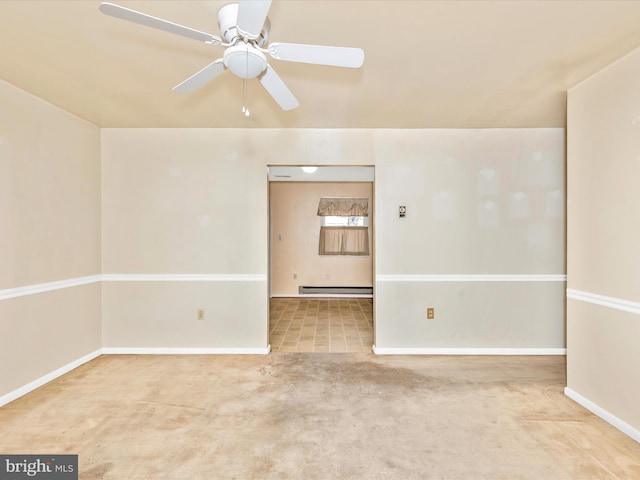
[269,297,373,352]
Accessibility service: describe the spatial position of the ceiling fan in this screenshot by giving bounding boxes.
[99,1,365,111]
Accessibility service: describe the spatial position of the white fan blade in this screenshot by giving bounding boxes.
[268,43,364,68]
[237,0,272,39]
[172,59,226,93]
[259,65,299,111]
[99,2,222,45]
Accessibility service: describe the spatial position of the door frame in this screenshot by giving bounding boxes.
[266,165,376,351]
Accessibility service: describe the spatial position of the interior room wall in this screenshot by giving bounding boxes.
[373,128,566,350]
[101,128,565,352]
[100,129,270,350]
[566,45,640,434]
[100,130,374,350]
[270,181,373,296]
[0,80,102,400]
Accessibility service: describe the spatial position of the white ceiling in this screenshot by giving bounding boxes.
[2,0,640,129]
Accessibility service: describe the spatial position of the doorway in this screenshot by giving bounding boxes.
[267,166,375,353]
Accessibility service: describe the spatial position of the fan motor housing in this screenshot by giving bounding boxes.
[217,3,270,46]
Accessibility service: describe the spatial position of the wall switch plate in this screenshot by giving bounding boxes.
[427,308,435,320]
[399,206,407,218]
[197,308,205,321]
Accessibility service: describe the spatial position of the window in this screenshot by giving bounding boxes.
[322,216,369,227]
[317,197,370,256]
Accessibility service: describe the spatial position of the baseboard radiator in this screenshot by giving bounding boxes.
[298,286,373,295]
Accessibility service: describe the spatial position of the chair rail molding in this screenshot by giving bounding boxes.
[377,274,567,282]
[566,289,640,315]
[0,273,268,301]
[0,275,101,300]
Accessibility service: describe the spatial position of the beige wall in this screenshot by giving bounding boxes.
[101,129,268,275]
[374,129,566,349]
[99,129,375,349]
[102,281,266,348]
[101,129,270,349]
[270,182,373,296]
[0,284,102,395]
[101,128,565,351]
[567,46,640,431]
[378,282,565,349]
[0,82,101,288]
[0,80,101,398]
[373,129,565,275]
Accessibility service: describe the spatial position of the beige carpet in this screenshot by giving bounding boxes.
[1,354,639,479]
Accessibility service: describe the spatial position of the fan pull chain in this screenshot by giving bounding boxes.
[242,50,250,117]
[242,79,249,116]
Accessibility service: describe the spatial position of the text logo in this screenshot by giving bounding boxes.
[0,455,77,479]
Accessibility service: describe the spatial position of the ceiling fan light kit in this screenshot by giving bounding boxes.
[224,44,267,79]
[99,0,364,112]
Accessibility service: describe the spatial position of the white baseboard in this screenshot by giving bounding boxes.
[564,387,640,444]
[372,346,566,355]
[102,346,271,355]
[0,349,102,407]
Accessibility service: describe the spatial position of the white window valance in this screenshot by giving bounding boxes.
[317,197,369,217]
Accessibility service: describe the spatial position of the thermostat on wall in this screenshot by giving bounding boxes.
[399,206,406,218]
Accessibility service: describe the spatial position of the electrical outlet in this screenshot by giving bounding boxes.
[197,308,205,321]
[293,272,297,279]
[427,308,435,320]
